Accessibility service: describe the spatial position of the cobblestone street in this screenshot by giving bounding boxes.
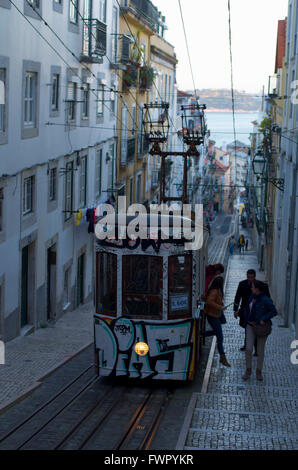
[0,302,93,411]
[179,238,298,450]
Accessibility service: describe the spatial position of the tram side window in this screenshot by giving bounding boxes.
[122,255,163,319]
[96,252,117,316]
[168,255,192,318]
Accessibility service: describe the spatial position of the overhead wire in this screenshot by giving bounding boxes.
[177,0,198,102]
[227,0,238,185]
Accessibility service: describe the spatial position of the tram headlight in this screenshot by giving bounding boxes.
[134,342,149,356]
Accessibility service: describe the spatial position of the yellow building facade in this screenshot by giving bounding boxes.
[115,1,177,208]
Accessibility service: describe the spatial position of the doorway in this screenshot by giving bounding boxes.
[77,253,85,306]
[47,244,57,321]
[21,242,35,329]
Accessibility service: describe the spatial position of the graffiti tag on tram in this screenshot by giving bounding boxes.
[95,317,194,381]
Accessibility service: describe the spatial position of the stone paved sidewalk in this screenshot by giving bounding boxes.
[0,302,93,410]
[180,240,298,450]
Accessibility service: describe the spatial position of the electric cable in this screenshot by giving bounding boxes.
[227,0,238,186]
[177,0,198,101]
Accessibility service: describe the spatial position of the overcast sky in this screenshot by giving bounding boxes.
[153,0,289,94]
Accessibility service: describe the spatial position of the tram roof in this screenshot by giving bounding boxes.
[95,213,208,231]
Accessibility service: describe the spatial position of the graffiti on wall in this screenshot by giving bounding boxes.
[95,317,195,381]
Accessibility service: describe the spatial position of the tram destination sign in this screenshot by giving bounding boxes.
[170,294,189,312]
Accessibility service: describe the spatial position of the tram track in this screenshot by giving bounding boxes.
[0,364,98,450]
[0,215,234,451]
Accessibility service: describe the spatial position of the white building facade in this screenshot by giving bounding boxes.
[271,0,298,334]
[0,0,119,341]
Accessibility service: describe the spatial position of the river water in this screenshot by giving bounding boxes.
[205,111,260,148]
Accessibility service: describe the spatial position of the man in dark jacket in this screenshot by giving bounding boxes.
[234,269,270,353]
[242,280,277,381]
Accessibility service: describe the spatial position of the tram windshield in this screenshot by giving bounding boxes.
[122,255,163,319]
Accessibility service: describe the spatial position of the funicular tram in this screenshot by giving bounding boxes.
[93,213,209,381]
[93,101,209,381]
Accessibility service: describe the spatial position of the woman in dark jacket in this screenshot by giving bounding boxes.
[242,280,277,381]
[204,276,230,367]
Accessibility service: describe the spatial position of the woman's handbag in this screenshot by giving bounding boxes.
[238,308,247,329]
[219,312,227,324]
[253,322,272,337]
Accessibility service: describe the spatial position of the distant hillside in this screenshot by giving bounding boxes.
[189,89,262,113]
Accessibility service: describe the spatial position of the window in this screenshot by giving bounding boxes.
[136,173,142,203]
[96,252,117,316]
[24,72,37,127]
[99,0,106,22]
[110,86,115,114]
[129,177,133,205]
[49,168,57,201]
[23,176,34,215]
[79,156,87,207]
[82,83,90,119]
[0,189,3,232]
[122,255,163,318]
[95,149,102,198]
[168,255,192,319]
[0,69,5,133]
[66,82,77,122]
[53,0,63,13]
[65,161,73,220]
[168,75,171,103]
[69,0,78,23]
[51,74,59,111]
[111,6,118,63]
[24,0,41,18]
[131,105,136,136]
[97,83,104,116]
[164,74,167,101]
[63,267,71,308]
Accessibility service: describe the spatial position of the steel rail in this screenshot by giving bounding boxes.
[0,363,94,444]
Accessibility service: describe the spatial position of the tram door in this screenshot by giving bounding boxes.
[77,253,85,306]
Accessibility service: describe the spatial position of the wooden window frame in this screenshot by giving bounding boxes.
[122,255,163,320]
[96,252,117,317]
[168,254,192,320]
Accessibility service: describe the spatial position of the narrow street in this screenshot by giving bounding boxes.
[176,230,298,450]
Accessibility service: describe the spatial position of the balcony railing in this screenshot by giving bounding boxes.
[121,0,159,31]
[81,19,106,63]
[122,63,138,89]
[138,133,150,156]
[139,65,154,90]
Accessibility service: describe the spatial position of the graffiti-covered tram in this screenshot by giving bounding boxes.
[94,214,209,381]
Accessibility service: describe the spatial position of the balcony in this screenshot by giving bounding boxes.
[139,65,154,90]
[138,133,150,157]
[120,0,159,32]
[127,136,136,163]
[122,63,138,89]
[81,19,106,63]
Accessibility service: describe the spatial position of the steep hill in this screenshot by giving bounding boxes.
[189,89,262,112]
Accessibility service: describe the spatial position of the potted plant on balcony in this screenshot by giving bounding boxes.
[139,64,154,90]
[123,62,138,89]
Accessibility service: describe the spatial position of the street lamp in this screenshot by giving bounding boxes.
[252,151,266,175]
[252,151,284,191]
